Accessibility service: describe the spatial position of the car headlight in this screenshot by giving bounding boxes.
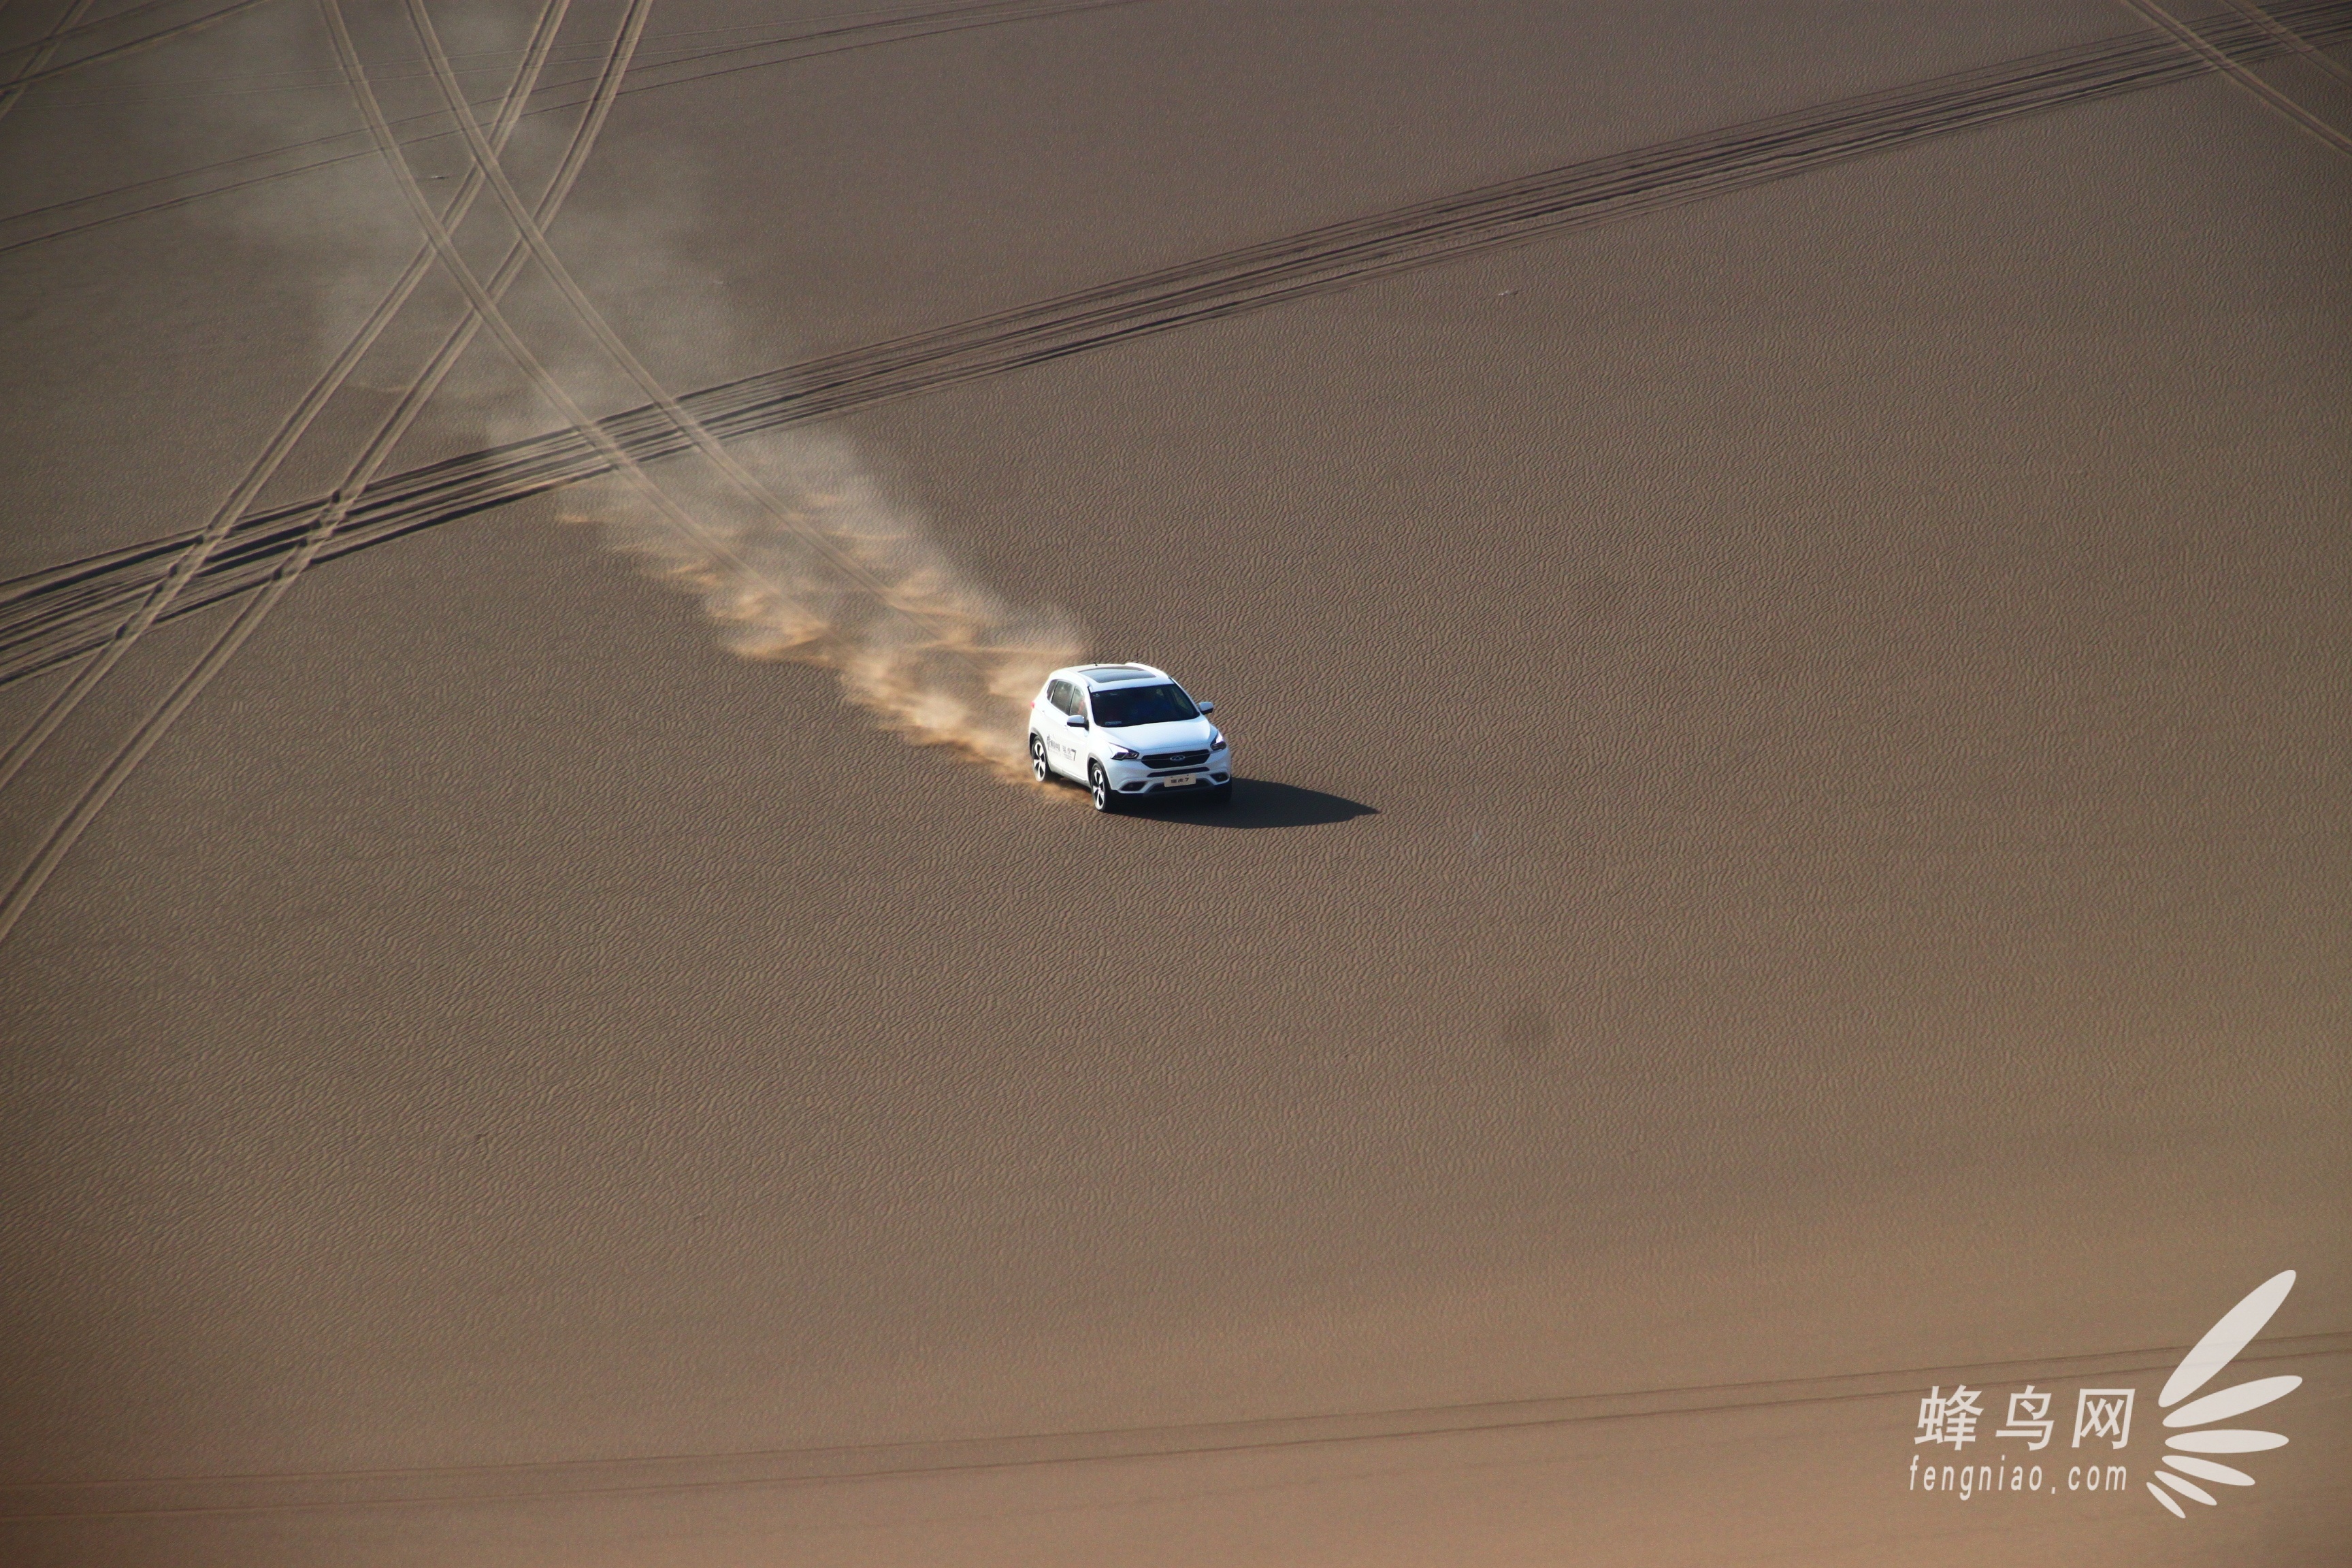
[1208,731,1227,751]
[1110,745,1141,762]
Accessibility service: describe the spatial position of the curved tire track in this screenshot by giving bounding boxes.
[3,0,2349,691]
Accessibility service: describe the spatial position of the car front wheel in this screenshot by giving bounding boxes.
[1089,762,1117,812]
[1030,734,1050,783]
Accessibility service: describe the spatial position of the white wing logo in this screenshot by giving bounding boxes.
[2146,1269,2300,1518]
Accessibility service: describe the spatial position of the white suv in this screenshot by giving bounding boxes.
[1029,664,1232,811]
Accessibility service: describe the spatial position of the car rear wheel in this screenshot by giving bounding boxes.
[1089,762,1118,812]
[1030,734,1049,783]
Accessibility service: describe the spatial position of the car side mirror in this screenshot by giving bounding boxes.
[1065,713,1088,728]
[1198,700,1215,714]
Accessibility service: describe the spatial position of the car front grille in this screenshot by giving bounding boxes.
[1143,750,1210,769]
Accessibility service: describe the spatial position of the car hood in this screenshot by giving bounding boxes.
[1103,718,1218,753]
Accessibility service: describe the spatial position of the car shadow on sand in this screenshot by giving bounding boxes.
[1126,779,1376,830]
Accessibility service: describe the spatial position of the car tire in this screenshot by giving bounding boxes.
[1089,762,1118,813]
[1206,781,1233,808]
[1030,734,1050,783]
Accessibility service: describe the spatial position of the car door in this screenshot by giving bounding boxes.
[1069,684,1101,778]
[1046,680,1085,777]
[1034,681,1068,774]
[1066,685,1100,779]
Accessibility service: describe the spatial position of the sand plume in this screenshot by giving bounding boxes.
[562,431,1081,777]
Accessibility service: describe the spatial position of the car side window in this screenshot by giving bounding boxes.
[1053,681,1078,715]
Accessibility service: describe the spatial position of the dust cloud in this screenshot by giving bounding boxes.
[559,430,1082,777]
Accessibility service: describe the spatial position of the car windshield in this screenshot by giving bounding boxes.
[1090,683,1198,728]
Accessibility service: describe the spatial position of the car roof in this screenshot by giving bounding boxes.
[1063,664,1169,689]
